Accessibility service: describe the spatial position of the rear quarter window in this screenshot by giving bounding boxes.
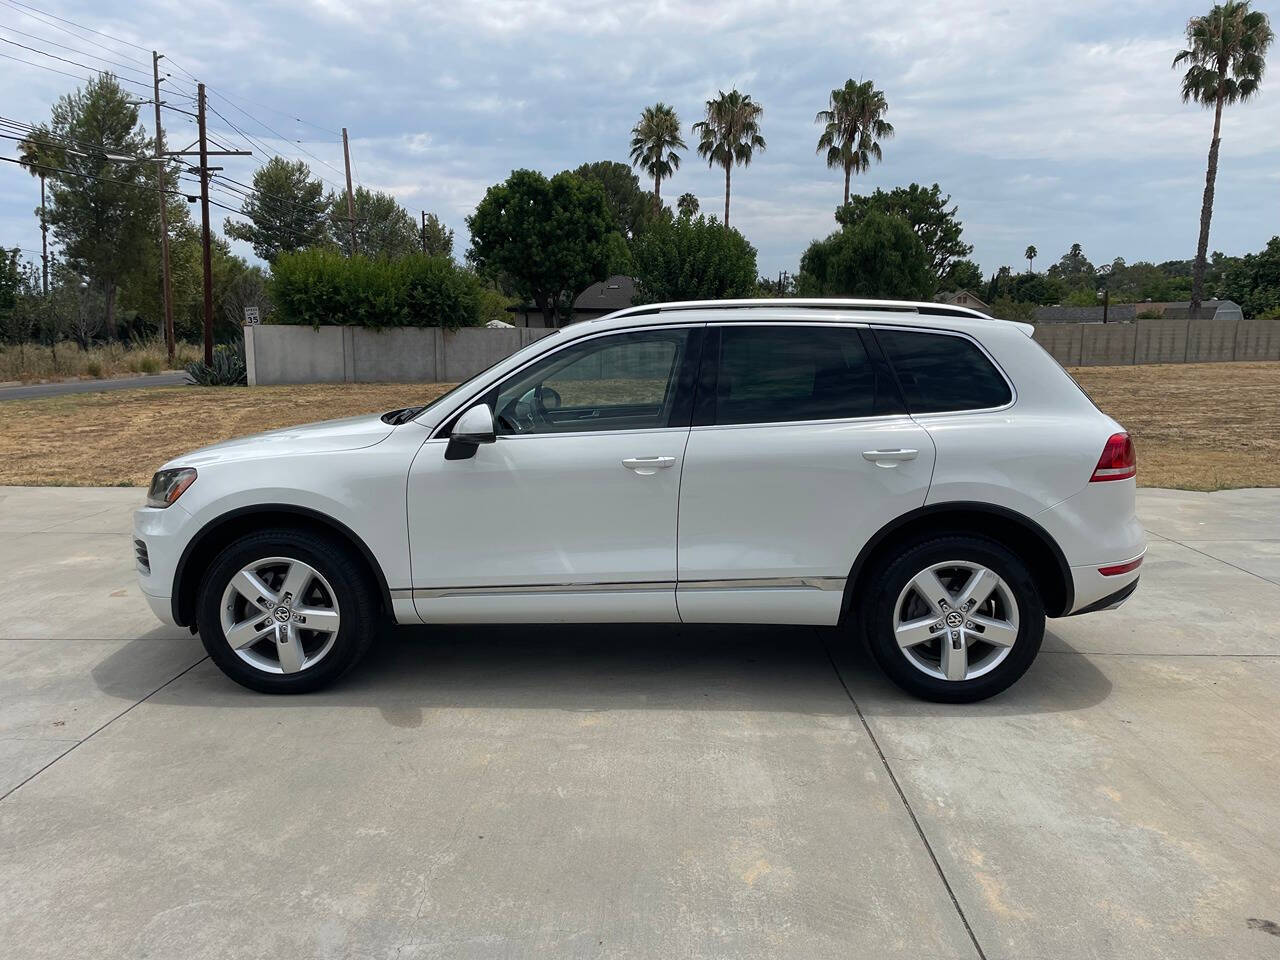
[875,328,1012,413]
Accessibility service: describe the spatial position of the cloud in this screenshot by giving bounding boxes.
[3,0,1278,280]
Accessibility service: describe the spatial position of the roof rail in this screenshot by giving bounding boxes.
[604,297,996,322]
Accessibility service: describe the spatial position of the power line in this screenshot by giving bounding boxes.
[0,37,155,91]
[0,20,153,78]
[0,115,161,164]
[0,153,183,196]
[205,87,355,189]
[0,0,149,55]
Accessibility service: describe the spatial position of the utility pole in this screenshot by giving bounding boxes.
[39,173,48,295]
[341,127,357,256]
[420,209,427,253]
[196,83,215,364]
[166,84,250,365]
[152,51,175,365]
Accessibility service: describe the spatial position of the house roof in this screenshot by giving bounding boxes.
[573,275,636,312]
[507,275,637,316]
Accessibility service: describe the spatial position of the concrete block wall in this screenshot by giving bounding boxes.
[1080,323,1138,365]
[245,318,1280,384]
[246,326,555,386]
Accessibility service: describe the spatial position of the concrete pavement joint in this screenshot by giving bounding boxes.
[821,635,988,960]
[0,655,208,804]
[1154,533,1280,587]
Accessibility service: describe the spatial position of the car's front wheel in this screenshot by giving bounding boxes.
[197,528,379,693]
[863,535,1045,703]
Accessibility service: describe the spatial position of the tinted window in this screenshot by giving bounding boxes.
[713,326,893,425]
[876,328,1012,413]
[494,330,689,434]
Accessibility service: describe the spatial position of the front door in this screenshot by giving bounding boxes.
[407,326,701,623]
[676,323,935,625]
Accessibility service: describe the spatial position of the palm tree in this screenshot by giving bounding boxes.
[1174,1,1273,315]
[692,89,766,229]
[677,192,699,218]
[629,103,685,214]
[1024,245,1038,273]
[814,79,894,206]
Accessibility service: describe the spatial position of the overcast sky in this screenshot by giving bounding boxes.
[2,0,1278,280]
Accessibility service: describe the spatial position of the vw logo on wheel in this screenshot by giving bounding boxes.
[273,605,291,623]
[945,610,964,628]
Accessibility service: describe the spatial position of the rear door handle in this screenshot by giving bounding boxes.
[623,456,676,475]
[862,448,919,464]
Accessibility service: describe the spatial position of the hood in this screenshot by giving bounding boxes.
[167,412,396,468]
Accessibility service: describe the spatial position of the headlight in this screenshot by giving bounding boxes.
[147,467,197,508]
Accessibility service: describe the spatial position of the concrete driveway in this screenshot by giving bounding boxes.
[2,486,1278,959]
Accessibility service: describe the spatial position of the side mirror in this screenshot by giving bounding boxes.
[445,403,496,460]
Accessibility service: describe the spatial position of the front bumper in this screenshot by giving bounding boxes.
[132,500,194,627]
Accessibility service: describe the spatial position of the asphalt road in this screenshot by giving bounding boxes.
[0,371,188,401]
[2,486,1278,959]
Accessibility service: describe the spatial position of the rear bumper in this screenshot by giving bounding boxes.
[1066,549,1145,615]
[1064,577,1139,616]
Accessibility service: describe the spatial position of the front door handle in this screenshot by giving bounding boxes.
[862,448,919,465]
[623,456,676,475]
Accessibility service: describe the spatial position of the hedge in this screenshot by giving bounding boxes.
[269,248,485,330]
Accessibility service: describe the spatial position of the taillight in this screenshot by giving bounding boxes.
[1099,556,1143,577]
[1090,432,1136,482]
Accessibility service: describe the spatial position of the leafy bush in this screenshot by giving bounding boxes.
[797,210,935,300]
[185,343,247,386]
[85,360,103,378]
[631,214,758,303]
[270,248,484,330]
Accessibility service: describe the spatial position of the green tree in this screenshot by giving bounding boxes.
[1009,272,1061,305]
[989,296,1037,323]
[942,258,984,292]
[1047,243,1096,290]
[466,169,620,326]
[677,192,699,218]
[420,212,454,259]
[836,183,972,282]
[629,103,685,214]
[630,214,757,303]
[573,161,656,239]
[18,74,153,338]
[1175,1,1273,315]
[1217,235,1280,316]
[223,157,328,262]
[327,186,420,259]
[798,210,935,300]
[693,89,766,229]
[1025,244,1038,273]
[815,78,894,205]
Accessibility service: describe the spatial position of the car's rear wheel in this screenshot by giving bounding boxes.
[197,528,379,693]
[863,535,1045,703]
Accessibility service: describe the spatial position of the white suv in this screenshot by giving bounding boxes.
[134,299,1144,702]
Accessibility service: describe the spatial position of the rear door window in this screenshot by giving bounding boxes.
[712,325,898,425]
[875,328,1012,413]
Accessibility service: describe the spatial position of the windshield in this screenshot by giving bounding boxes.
[399,330,563,424]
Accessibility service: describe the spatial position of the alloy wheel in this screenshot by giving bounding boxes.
[219,556,341,675]
[892,560,1020,682]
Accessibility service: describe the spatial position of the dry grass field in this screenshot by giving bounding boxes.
[0,362,1276,490]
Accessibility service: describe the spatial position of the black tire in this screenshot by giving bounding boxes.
[862,534,1045,703]
[196,527,380,694]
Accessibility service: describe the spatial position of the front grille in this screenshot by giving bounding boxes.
[134,538,150,573]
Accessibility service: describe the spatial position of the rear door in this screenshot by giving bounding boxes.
[675,322,935,625]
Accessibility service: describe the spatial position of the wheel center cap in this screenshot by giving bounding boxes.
[273,605,291,623]
[945,610,964,628]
